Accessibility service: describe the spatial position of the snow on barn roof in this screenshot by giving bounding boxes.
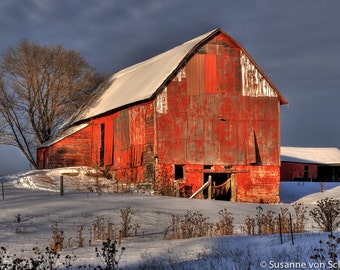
[64,28,286,127]
[63,29,217,127]
[281,146,340,165]
[39,123,89,147]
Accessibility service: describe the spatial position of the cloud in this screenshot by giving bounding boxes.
[0,0,340,172]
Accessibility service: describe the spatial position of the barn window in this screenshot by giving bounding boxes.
[100,123,105,167]
[186,54,217,95]
[174,165,184,180]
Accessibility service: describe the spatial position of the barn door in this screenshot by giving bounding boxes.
[203,173,232,200]
[100,123,105,166]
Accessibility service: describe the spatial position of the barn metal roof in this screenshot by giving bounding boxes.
[281,146,340,165]
[64,28,287,127]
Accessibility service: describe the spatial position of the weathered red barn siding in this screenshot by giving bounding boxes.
[280,162,318,181]
[37,148,45,168]
[98,102,155,183]
[154,33,281,202]
[38,101,156,182]
[90,114,116,167]
[233,165,280,203]
[184,164,203,195]
[37,125,93,168]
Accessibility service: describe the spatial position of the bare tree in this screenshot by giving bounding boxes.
[0,40,105,168]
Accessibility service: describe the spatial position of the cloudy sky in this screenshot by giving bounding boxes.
[0,0,339,174]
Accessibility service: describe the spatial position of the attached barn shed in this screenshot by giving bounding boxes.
[37,28,288,203]
[281,146,340,182]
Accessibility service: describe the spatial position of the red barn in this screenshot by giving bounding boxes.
[37,28,287,203]
[281,146,340,181]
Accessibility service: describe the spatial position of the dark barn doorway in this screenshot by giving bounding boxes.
[317,166,340,181]
[204,173,232,200]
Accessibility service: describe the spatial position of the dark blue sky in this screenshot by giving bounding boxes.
[0,0,339,174]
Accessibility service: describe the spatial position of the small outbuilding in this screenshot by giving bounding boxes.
[280,146,340,181]
[37,28,288,203]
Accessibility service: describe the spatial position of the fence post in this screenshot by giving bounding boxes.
[279,214,283,244]
[1,182,4,200]
[208,175,212,200]
[289,213,294,245]
[60,175,64,196]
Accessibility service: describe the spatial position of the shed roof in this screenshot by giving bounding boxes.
[64,28,287,127]
[281,146,340,165]
[39,123,89,147]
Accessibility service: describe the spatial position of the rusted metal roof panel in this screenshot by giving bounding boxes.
[186,54,205,95]
[205,54,218,94]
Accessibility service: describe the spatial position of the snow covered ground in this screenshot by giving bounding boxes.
[0,167,339,269]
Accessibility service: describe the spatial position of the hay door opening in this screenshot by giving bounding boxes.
[204,173,232,200]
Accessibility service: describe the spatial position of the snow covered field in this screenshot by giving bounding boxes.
[0,168,339,269]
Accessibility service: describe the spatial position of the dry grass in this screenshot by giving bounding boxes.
[36,174,55,186]
[163,209,234,240]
